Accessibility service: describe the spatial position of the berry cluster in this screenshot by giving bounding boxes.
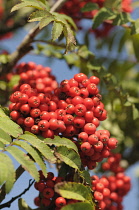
[9,64,118,170]
[92,172,131,210]
[34,171,77,209]
[91,152,131,210]
[102,153,124,174]
[12,62,58,93]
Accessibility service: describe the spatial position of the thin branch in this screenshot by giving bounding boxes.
[0,179,35,209]
[0,0,68,76]
[0,166,26,203]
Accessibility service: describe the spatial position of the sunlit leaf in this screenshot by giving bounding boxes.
[62,202,94,210]
[20,132,56,163]
[0,153,15,193]
[52,21,63,41]
[13,140,47,177]
[81,3,99,12]
[92,7,116,29]
[44,136,78,153]
[55,146,81,170]
[55,182,93,202]
[6,146,39,181]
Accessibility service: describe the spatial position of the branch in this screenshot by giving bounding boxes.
[0,0,68,76]
[0,166,26,203]
[0,179,35,209]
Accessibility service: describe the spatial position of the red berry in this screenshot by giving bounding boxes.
[38,120,49,131]
[28,96,40,108]
[55,197,67,208]
[24,117,34,127]
[43,187,54,198]
[84,123,96,134]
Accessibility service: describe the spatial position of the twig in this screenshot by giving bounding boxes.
[0,0,68,76]
[0,179,35,209]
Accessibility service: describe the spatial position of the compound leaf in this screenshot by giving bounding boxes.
[13,140,47,177]
[0,153,15,193]
[6,146,39,181]
[0,116,23,138]
[19,132,56,163]
[0,128,12,144]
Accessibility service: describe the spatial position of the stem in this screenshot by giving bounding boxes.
[0,165,25,203]
[0,0,68,76]
[0,179,35,209]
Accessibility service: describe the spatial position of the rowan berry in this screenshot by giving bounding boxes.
[55,197,67,208]
[28,96,40,108]
[42,187,54,199]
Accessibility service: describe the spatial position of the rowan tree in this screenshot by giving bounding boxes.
[0,0,139,210]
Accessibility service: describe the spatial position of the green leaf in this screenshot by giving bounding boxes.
[87,59,103,72]
[92,7,116,29]
[79,170,92,186]
[78,45,94,59]
[0,141,5,149]
[104,0,121,9]
[19,132,56,163]
[18,198,32,210]
[0,161,8,186]
[39,15,55,29]
[57,14,77,30]
[0,106,8,117]
[113,12,132,25]
[0,54,9,64]
[0,153,15,193]
[44,136,78,153]
[131,33,139,60]
[55,146,81,170]
[62,202,94,210]
[63,25,76,53]
[52,21,63,41]
[13,140,47,177]
[8,75,20,89]
[81,3,99,12]
[55,182,93,202]
[11,0,48,12]
[132,104,139,120]
[28,10,47,22]
[131,19,139,34]
[0,115,23,138]
[0,107,10,116]
[0,128,12,144]
[6,146,39,181]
